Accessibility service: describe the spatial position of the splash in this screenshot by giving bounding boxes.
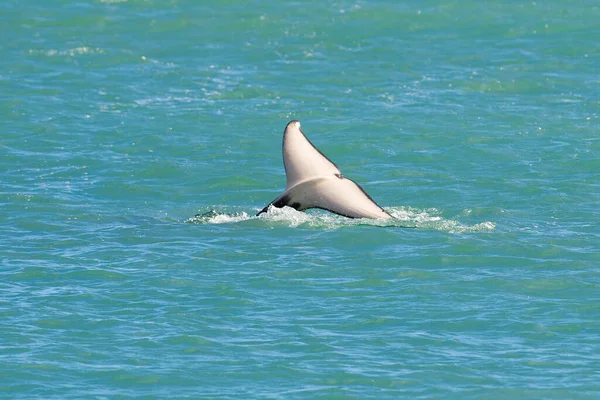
[186,206,495,233]
[187,209,251,225]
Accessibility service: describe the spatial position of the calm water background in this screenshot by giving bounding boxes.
[2,1,599,398]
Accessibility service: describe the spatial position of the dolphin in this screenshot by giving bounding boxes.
[257,120,392,219]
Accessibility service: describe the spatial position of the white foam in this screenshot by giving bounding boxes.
[28,47,105,57]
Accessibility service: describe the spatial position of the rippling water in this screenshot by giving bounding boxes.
[2,1,599,398]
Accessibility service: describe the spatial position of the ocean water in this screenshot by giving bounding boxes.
[2,0,599,398]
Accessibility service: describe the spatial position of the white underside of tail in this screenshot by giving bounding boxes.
[258,120,392,220]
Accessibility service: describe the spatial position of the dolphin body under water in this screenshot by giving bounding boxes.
[257,120,392,219]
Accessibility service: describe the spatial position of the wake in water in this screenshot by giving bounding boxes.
[187,206,495,233]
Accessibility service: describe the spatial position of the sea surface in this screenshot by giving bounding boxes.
[2,1,599,398]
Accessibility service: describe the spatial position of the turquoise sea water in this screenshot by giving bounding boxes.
[2,1,599,398]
